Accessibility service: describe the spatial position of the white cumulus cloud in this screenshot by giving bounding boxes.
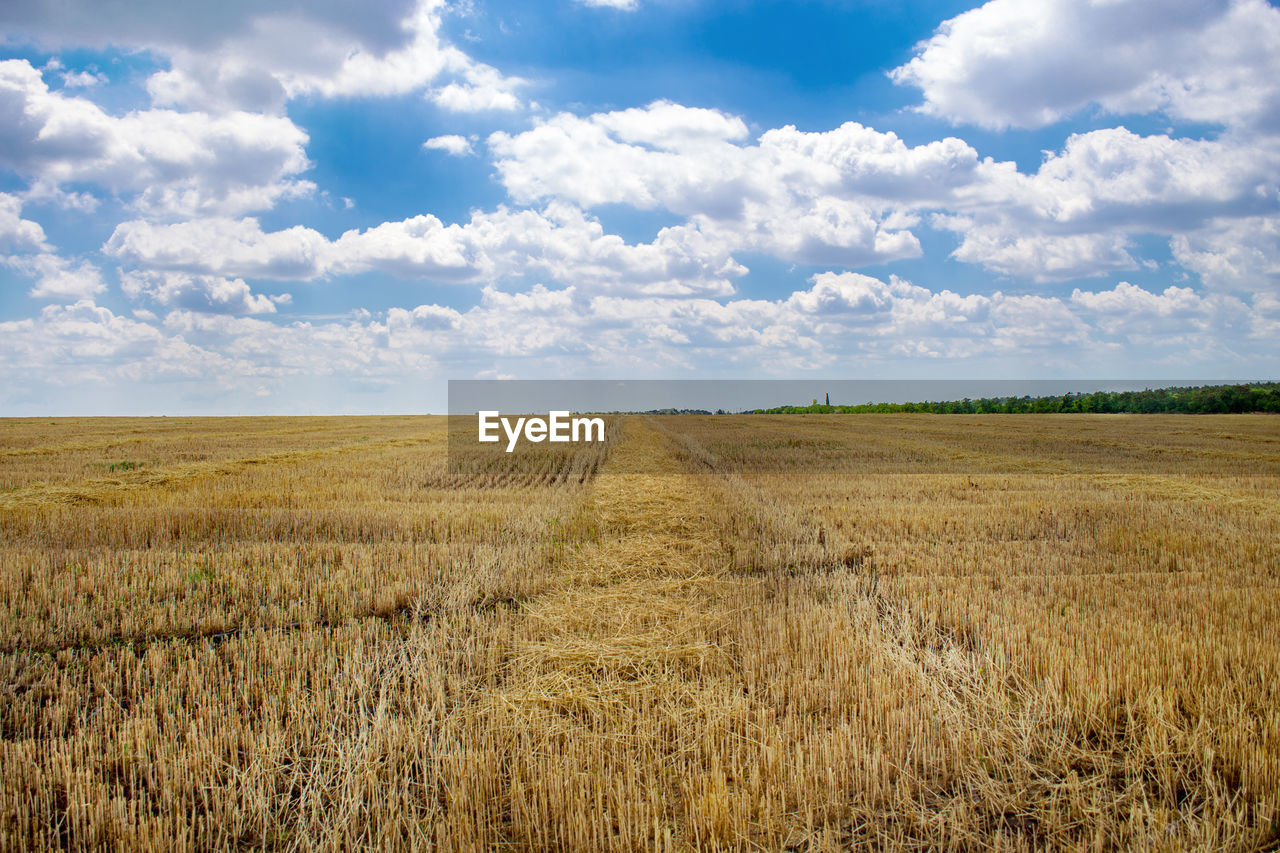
[891,0,1280,130]
[7,0,524,114]
[120,271,284,315]
[3,253,106,299]
[104,204,748,297]
[1171,217,1280,292]
[423,135,475,156]
[0,193,50,252]
[0,59,313,217]
[488,104,984,267]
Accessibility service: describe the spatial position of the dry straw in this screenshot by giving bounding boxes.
[1,412,1276,849]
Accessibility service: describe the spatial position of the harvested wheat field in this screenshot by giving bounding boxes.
[1,414,1278,850]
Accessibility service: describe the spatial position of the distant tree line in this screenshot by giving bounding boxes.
[747,383,1280,415]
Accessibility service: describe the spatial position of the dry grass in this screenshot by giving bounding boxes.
[1,413,1277,850]
[662,413,1280,849]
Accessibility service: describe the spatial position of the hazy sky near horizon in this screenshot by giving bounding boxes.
[1,0,1278,413]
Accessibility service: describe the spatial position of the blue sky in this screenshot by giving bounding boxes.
[1,0,1277,413]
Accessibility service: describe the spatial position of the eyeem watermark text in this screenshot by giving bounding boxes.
[478,411,606,452]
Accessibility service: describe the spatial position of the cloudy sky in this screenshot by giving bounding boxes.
[1,0,1277,413]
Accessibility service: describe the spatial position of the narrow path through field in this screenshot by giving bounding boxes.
[445,418,766,849]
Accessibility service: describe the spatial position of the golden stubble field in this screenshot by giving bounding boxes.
[1,414,1277,851]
